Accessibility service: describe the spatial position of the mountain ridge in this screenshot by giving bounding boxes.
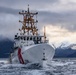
[0,36,76,58]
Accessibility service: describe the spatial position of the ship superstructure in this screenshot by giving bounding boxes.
[11,5,55,67]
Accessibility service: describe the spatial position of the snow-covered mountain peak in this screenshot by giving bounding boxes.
[56,41,76,50]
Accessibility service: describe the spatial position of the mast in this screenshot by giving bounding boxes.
[19,5,38,35]
[44,26,46,42]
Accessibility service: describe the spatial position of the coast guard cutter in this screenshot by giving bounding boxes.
[10,5,55,67]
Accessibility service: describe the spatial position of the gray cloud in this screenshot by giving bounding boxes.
[38,10,76,32]
[0,0,59,5]
[0,0,59,10]
[0,6,20,15]
[0,0,76,39]
[39,10,76,23]
[0,6,76,34]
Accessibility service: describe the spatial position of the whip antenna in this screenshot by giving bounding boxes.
[44,26,46,42]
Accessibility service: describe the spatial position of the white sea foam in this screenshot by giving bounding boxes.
[0,58,76,75]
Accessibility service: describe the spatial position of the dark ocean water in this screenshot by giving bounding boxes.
[0,58,76,75]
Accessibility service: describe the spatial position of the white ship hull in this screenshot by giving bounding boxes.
[12,43,55,67]
[10,6,55,68]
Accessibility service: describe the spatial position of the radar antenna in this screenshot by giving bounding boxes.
[19,5,38,35]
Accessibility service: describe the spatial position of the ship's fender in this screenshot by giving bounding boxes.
[18,48,24,64]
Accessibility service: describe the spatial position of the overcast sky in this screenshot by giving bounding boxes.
[0,0,76,45]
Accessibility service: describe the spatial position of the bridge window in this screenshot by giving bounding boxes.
[37,37,39,40]
[30,37,32,40]
[24,37,26,40]
[33,37,35,41]
[18,36,20,40]
[27,37,29,40]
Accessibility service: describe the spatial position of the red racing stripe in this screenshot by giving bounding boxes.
[18,48,24,64]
